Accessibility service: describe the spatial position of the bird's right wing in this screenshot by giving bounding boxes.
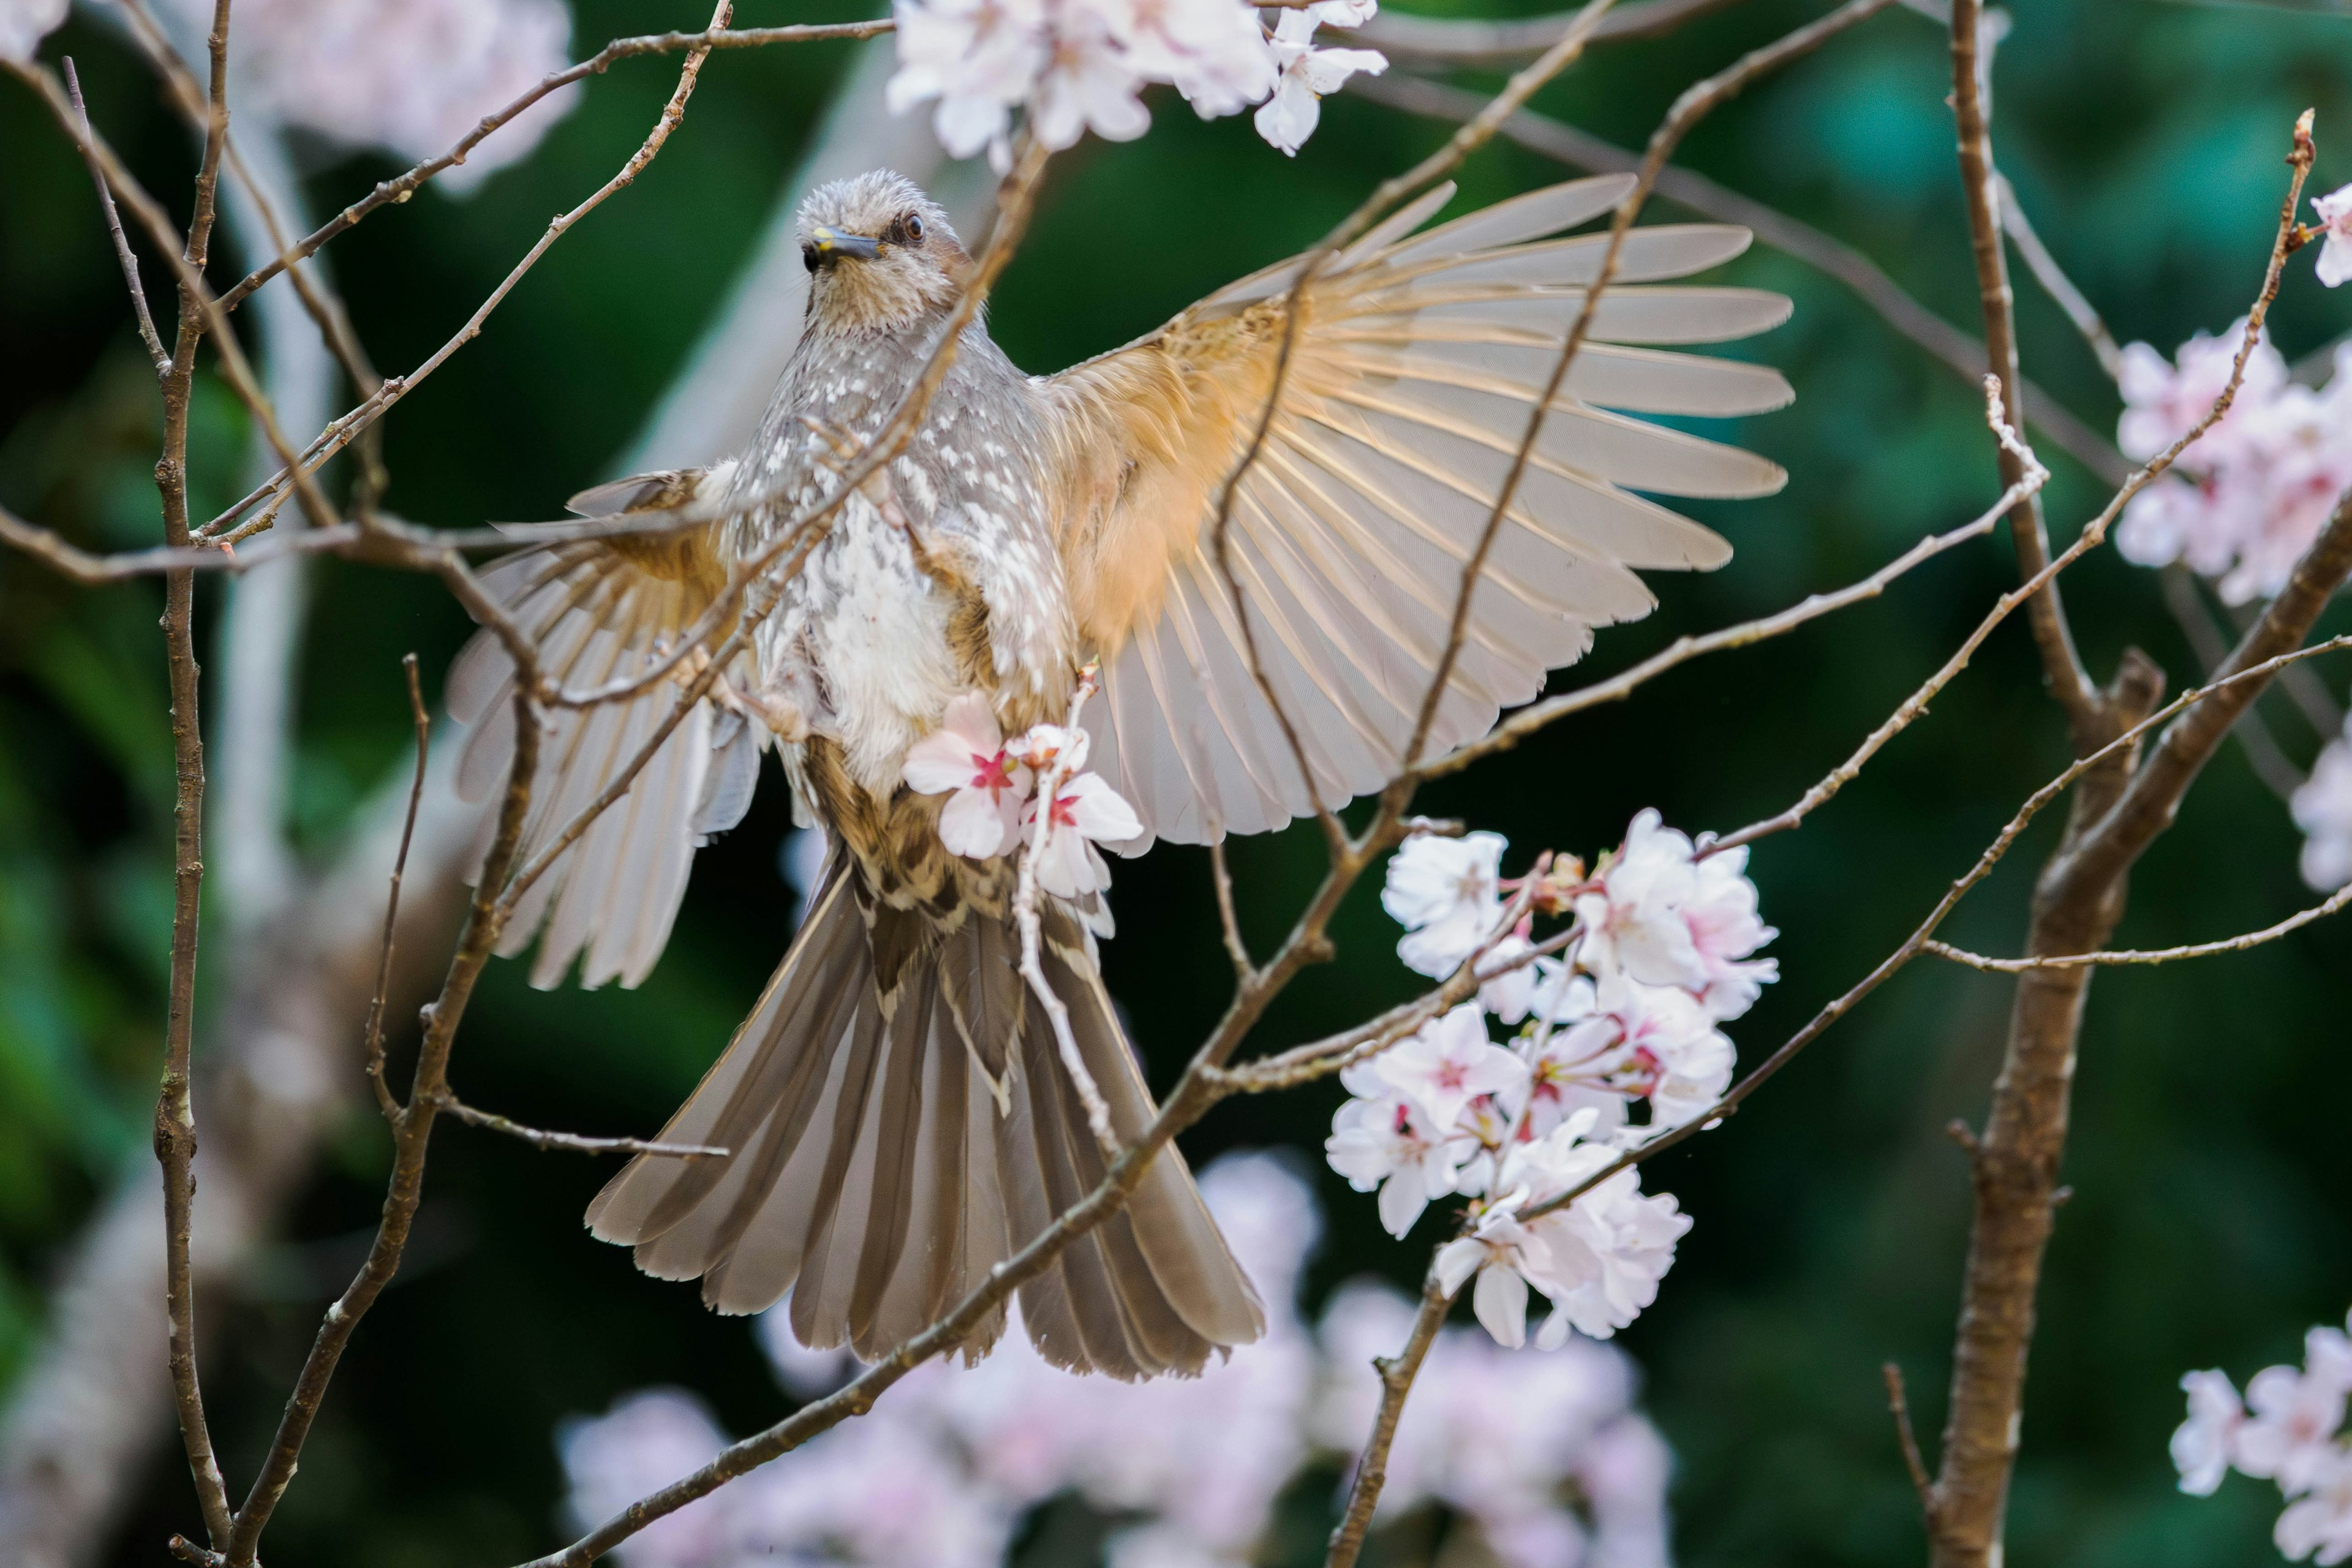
[448,467,762,990]
[1036,175,1792,846]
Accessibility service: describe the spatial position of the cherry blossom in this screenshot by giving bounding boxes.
[1326,1084,1461,1237]
[1254,9,1387,157]
[2314,184,2352,290]
[1363,1003,1528,1134]
[563,1155,1675,1568]
[2113,323,2352,605]
[2294,714,2352,892]
[164,0,581,189]
[886,0,1384,160]
[0,0,66,64]
[2239,1354,2352,1495]
[1381,830,1509,979]
[1572,810,1703,987]
[2174,1369,2246,1496]
[1021,764,1142,897]
[886,0,1048,162]
[2176,1310,2352,1562]
[903,693,1034,858]
[2279,1450,2352,1566]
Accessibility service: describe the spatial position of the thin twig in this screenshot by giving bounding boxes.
[1951,0,2103,743]
[430,1091,729,1159]
[1013,667,1121,1161]
[1326,1270,1453,1568]
[2158,564,2305,802]
[214,18,898,313]
[1925,875,2352,971]
[62,57,168,373]
[1358,0,1739,60]
[1351,71,2133,486]
[1884,1362,1939,1527]
[1208,836,1254,981]
[359,657,432,1121]
[1994,173,2123,382]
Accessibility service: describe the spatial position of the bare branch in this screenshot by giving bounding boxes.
[1885,1363,1939,1528]
[1357,0,1738,61]
[1950,0,2103,742]
[1351,70,2133,486]
[429,1092,729,1160]
[213,17,899,312]
[2158,565,2305,803]
[62,56,168,374]
[1325,1272,1454,1568]
[1994,172,2123,382]
[1926,874,2352,971]
[1014,667,1122,1161]
[361,656,432,1123]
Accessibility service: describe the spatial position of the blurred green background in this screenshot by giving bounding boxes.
[3,0,2350,1562]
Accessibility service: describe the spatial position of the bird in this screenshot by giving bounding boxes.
[444,167,1792,1380]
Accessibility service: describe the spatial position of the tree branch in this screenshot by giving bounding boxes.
[1325,1271,1453,1568]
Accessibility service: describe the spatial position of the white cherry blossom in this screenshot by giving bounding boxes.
[2237,1354,2350,1496]
[1684,840,1781,1019]
[1027,2,1150,151]
[2279,1449,2352,1566]
[0,0,65,64]
[903,692,1033,859]
[1326,1084,1460,1238]
[1253,8,1387,157]
[2314,183,2352,289]
[1575,810,1709,989]
[1022,767,1143,899]
[2174,1369,2246,1496]
[1114,0,1276,118]
[887,0,1049,160]
[1382,830,1509,979]
[1365,1003,1528,1135]
[2295,714,2352,891]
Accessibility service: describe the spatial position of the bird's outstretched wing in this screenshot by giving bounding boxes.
[448,467,762,990]
[1036,173,1792,845]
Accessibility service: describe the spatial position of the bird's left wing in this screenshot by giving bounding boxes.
[1035,174,1792,846]
[447,467,762,990]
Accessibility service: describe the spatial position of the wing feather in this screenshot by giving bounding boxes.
[448,467,753,988]
[1042,182,1785,842]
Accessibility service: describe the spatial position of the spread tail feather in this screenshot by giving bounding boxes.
[584,857,1264,1378]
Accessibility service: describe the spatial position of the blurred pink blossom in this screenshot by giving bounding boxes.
[158,0,581,189]
[2293,714,2352,892]
[1,0,67,64]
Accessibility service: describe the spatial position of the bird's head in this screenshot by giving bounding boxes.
[796,171,967,335]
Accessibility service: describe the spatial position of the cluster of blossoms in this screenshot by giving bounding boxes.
[2112,323,2352,607]
[1327,812,1776,1349]
[1,0,578,183]
[885,0,1386,165]
[902,693,1141,899]
[2172,1310,2352,1563]
[560,1153,1675,1568]
[2113,186,2352,898]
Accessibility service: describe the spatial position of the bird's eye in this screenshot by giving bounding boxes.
[801,244,820,273]
[903,214,925,244]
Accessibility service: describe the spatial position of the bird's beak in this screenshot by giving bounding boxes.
[807,225,882,266]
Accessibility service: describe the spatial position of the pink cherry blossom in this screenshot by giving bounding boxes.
[2280,1449,2352,1566]
[886,0,1048,162]
[1327,1086,1460,1237]
[2174,1369,2247,1496]
[2237,1357,2350,1496]
[1574,810,1715,991]
[2294,712,2352,892]
[903,692,1033,859]
[2313,183,2352,289]
[1684,840,1780,1019]
[168,0,580,189]
[1366,1003,1528,1135]
[1022,767,1144,898]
